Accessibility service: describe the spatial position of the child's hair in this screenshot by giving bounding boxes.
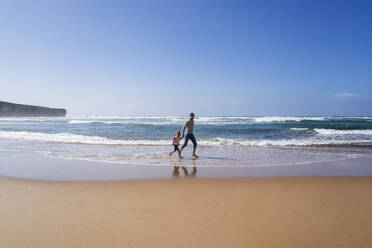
[176,130,181,136]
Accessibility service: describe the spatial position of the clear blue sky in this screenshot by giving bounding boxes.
[1,0,371,116]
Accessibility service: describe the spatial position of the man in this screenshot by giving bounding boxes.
[180,113,198,159]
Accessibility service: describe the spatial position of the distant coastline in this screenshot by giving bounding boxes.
[0,101,66,117]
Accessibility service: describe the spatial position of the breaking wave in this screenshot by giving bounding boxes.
[64,116,372,126]
[314,129,372,136]
[0,130,371,147]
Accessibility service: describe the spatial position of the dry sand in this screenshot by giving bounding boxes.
[1,177,372,248]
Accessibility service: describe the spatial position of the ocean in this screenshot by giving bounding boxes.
[0,116,371,167]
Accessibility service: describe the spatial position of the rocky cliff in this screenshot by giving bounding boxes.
[0,101,67,117]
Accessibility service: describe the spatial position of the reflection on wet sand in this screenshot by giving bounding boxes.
[172,159,197,177]
[172,166,197,177]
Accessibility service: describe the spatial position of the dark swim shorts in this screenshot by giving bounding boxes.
[182,134,197,148]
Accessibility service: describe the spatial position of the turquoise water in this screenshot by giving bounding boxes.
[0,116,371,167]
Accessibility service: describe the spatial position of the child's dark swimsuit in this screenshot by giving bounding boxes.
[172,136,181,151]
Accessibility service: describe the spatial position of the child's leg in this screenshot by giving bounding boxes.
[174,145,183,158]
[177,150,183,159]
[172,166,180,177]
[170,145,179,156]
[170,145,177,156]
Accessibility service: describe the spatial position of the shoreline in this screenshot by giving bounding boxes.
[1,150,372,181]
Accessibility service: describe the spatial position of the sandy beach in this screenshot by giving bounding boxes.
[2,0,371,246]
[1,176,372,248]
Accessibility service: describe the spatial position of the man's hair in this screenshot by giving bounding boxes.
[190,113,195,116]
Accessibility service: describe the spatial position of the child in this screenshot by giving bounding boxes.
[169,130,183,158]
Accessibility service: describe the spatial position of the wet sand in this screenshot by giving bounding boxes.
[1,177,372,248]
[1,150,372,180]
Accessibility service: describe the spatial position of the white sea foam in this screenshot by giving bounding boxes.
[0,131,170,146]
[67,116,328,125]
[69,120,96,124]
[1,116,371,124]
[315,129,372,136]
[2,116,367,126]
[290,128,310,131]
[68,120,122,124]
[253,117,327,122]
[204,138,371,146]
[0,131,371,147]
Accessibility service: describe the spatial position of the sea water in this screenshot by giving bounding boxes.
[0,116,371,167]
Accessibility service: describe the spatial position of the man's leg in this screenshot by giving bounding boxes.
[191,166,197,176]
[190,134,198,157]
